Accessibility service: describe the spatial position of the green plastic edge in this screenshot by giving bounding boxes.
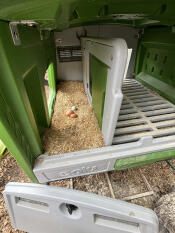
[115,149,175,170]
[1,1,175,30]
[47,62,56,119]
[0,139,6,159]
[136,72,175,105]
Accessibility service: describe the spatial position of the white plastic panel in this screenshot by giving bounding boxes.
[82,37,128,146]
[3,182,159,233]
[55,27,83,81]
[55,25,138,81]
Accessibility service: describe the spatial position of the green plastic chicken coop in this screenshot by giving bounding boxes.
[1,0,175,182]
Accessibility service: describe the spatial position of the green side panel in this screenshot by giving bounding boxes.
[0,21,56,181]
[23,66,47,133]
[135,26,175,104]
[115,149,175,170]
[1,1,175,30]
[0,93,38,181]
[91,55,108,128]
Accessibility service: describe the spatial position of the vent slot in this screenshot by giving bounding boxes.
[94,214,139,232]
[57,46,82,62]
[15,197,49,212]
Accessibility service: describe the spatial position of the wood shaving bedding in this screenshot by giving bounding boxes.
[42,81,105,154]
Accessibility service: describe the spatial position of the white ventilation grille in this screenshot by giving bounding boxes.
[57,46,82,62]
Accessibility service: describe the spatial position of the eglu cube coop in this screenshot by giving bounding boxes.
[0,1,175,183]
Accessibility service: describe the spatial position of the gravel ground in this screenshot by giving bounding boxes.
[155,185,175,233]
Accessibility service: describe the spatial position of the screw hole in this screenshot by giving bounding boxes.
[66,204,78,215]
[60,203,81,219]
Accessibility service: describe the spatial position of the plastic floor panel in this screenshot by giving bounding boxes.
[113,79,175,146]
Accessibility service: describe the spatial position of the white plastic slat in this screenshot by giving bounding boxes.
[119,113,142,121]
[135,100,166,107]
[126,91,150,97]
[149,113,175,122]
[132,97,160,103]
[129,94,154,100]
[113,125,175,144]
[116,119,147,128]
[121,105,133,110]
[114,125,152,136]
[140,104,172,112]
[122,87,147,93]
[154,120,175,129]
[145,108,175,117]
[119,108,138,115]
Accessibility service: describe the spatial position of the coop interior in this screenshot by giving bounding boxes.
[40,25,175,164]
[1,2,175,184]
[1,2,175,232]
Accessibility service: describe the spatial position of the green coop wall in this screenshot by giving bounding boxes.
[135,26,175,104]
[0,21,56,181]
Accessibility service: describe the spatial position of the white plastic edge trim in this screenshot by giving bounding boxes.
[124,49,133,80]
